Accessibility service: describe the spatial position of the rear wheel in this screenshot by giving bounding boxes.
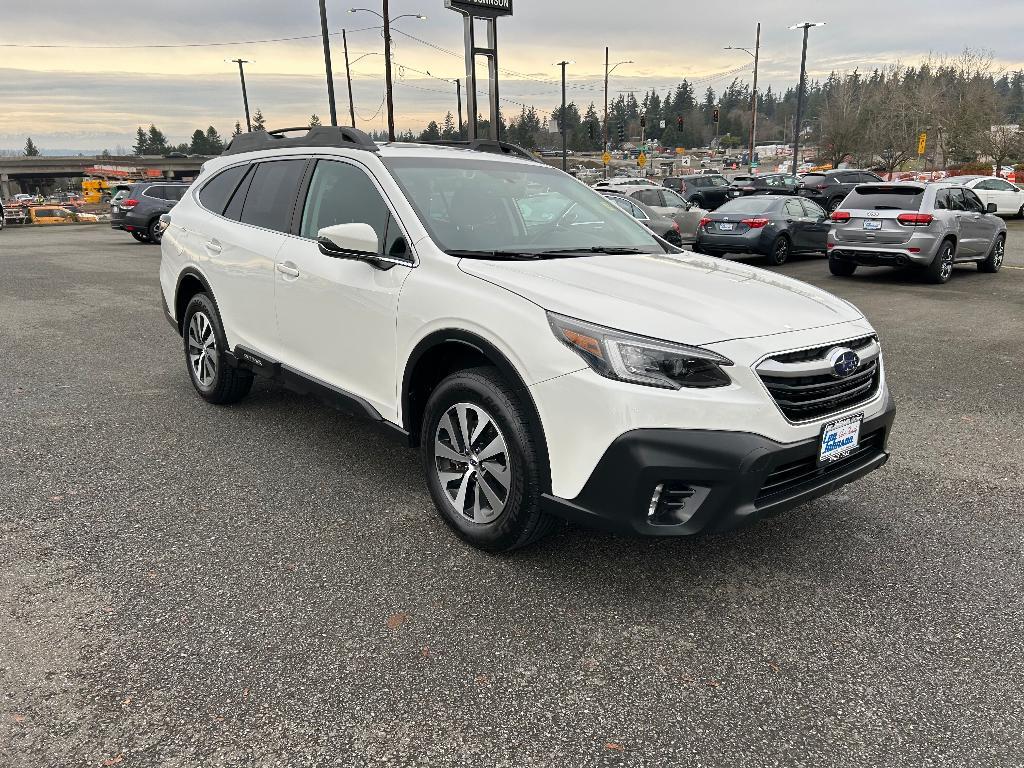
[826,197,843,214]
[421,367,558,553]
[767,235,790,266]
[829,256,857,276]
[978,234,1005,273]
[690,195,705,209]
[926,240,956,284]
[182,293,253,405]
[130,230,150,243]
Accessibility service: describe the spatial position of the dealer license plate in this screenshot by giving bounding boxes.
[862,220,882,230]
[718,222,734,231]
[819,413,863,463]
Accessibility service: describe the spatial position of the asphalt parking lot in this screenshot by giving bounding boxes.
[2,224,1023,768]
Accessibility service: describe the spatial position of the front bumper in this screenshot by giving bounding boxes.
[541,394,896,537]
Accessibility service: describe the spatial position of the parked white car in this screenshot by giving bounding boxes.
[159,127,895,552]
[593,180,707,243]
[943,175,1024,217]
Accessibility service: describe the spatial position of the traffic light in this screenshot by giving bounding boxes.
[588,121,596,142]
[712,108,720,123]
[640,115,646,129]
[617,122,625,142]
[676,115,685,130]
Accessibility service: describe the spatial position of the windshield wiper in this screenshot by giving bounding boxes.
[534,246,648,256]
[446,249,546,260]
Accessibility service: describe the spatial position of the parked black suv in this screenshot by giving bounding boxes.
[662,174,733,210]
[798,169,883,213]
[111,181,190,243]
[729,173,800,197]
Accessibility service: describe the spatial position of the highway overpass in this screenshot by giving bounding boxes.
[0,155,212,198]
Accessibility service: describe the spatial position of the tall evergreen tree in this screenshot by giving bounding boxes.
[205,126,224,154]
[309,114,322,127]
[133,126,148,155]
[232,120,243,137]
[189,129,208,155]
[251,109,267,132]
[146,124,168,155]
[24,137,40,156]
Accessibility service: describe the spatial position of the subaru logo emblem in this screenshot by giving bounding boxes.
[827,347,860,378]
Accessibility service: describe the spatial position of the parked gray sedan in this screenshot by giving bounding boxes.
[827,182,1007,284]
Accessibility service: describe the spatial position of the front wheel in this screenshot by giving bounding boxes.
[926,240,955,284]
[827,197,843,214]
[829,256,857,276]
[978,234,1005,273]
[767,235,790,265]
[131,230,150,243]
[421,367,558,553]
[147,218,164,244]
[181,293,253,405]
[690,195,705,209]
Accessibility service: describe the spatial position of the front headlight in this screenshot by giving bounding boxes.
[548,312,733,389]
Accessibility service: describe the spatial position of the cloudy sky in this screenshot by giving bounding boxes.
[2,0,1023,152]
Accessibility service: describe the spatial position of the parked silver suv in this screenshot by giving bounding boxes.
[827,182,1006,284]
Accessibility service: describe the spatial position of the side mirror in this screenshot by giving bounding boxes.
[986,202,998,214]
[317,222,379,259]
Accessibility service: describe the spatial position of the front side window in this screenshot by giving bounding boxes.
[801,199,826,218]
[962,189,985,212]
[239,159,307,234]
[661,188,688,207]
[299,160,403,257]
[383,157,665,254]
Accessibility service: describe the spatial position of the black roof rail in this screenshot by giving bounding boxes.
[223,126,379,156]
[419,139,538,162]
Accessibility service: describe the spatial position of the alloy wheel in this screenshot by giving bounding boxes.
[993,237,1005,269]
[773,238,789,264]
[187,311,218,387]
[940,246,954,281]
[433,402,511,524]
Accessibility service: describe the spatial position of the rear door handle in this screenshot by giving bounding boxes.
[276,261,300,278]
[205,239,222,255]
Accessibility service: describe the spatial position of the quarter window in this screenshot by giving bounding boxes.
[784,200,804,217]
[198,164,249,215]
[239,160,307,234]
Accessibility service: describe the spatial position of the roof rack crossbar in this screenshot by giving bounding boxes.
[420,139,537,162]
[223,126,379,156]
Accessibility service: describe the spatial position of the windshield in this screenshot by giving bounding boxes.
[383,157,666,255]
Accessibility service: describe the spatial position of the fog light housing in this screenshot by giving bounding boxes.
[648,481,702,526]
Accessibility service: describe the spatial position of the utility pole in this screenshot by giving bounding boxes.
[229,59,252,132]
[343,29,356,128]
[604,47,609,176]
[456,79,464,139]
[382,0,396,141]
[790,22,824,175]
[557,60,571,172]
[749,23,761,174]
[318,0,338,126]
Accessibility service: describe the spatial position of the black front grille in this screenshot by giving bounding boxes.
[758,337,881,421]
[756,429,885,505]
[769,335,875,364]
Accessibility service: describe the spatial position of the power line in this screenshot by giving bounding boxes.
[0,26,382,49]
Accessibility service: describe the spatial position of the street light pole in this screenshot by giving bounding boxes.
[456,78,464,139]
[789,22,824,175]
[318,0,339,126]
[749,24,761,174]
[557,60,571,172]
[343,29,356,127]
[228,58,252,132]
[603,54,633,179]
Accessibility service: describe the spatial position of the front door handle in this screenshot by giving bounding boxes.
[276,261,300,278]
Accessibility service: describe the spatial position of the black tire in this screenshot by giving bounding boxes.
[130,230,150,243]
[181,293,253,405]
[664,229,683,247]
[1017,204,1024,219]
[147,218,164,244]
[767,235,790,266]
[829,256,857,276]
[826,197,843,214]
[926,239,956,284]
[690,195,705,209]
[978,233,1005,273]
[421,367,558,553]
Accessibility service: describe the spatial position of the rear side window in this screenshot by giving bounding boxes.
[801,173,826,187]
[634,189,663,207]
[239,160,307,233]
[784,200,804,217]
[842,186,924,211]
[144,186,165,200]
[165,186,188,202]
[198,164,249,215]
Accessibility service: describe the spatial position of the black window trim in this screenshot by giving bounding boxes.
[195,160,259,218]
[291,156,418,267]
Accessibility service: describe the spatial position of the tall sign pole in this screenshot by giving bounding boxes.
[748,22,760,174]
[318,0,339,127]
[445,0,514,141]
[789,22,824,174]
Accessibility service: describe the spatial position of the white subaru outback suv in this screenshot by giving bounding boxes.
[159,126,895,552]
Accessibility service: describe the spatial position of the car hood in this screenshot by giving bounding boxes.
[459,252,862,345]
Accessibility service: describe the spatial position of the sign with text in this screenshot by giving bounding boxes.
[445,0,513,17]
